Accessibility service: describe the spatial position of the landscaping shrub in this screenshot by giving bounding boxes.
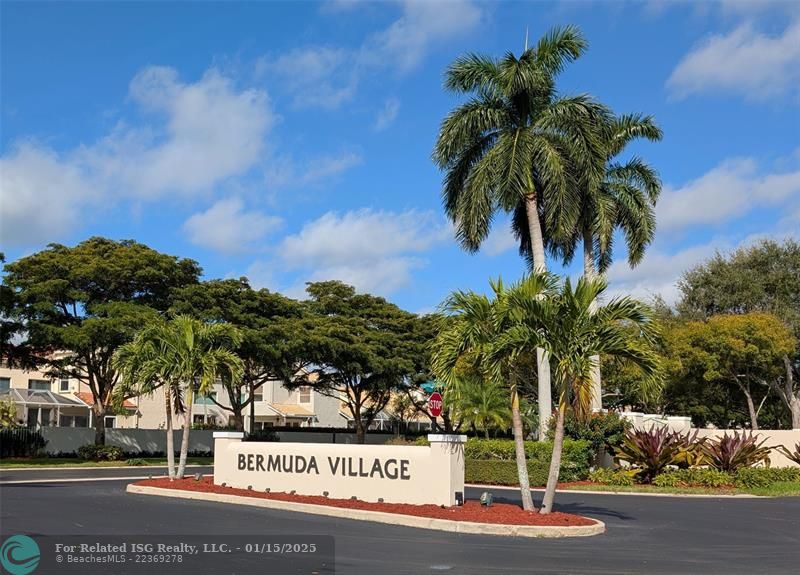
[548,411,631,455]
[77,444,124,461]
[0,427,47,457]
[125,458,147,466]
[670,431,707,469]
[776,442,800,466]
[653,468,733,488]
[701,432,771,472]
[463,438,592,485]
[589,467,638,486]
[733,467,800,489]
[616,427,684,482]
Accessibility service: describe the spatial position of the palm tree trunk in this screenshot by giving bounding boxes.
[540,401,566,514]
[177,385,194,479]
[525,193,552,439]
[583,230,602,412]
[164,386,175,480]
[512,387,536,511]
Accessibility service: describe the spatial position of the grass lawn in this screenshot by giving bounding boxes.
[0,457,213,468]
[556,482,800,497]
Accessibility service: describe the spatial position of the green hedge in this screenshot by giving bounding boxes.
[463,438,593,486]
[653,468,733,488]
[733,467,800,488]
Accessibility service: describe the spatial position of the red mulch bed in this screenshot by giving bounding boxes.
[134,476,595,527]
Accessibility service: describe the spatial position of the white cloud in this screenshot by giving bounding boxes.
[183,198,281,253]
[657,157,800,231]
[0,66,275,247]
[263,0,483,109]
[0,143,97,246]
[265,151,363,189]
[374,97,401,131]
[277,208,449,295]
[483,223,518,256]
[367,0,483,72]
[668,20,800,100]
[257,47,357,109]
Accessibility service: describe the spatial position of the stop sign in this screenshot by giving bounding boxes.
[428,392,443,418]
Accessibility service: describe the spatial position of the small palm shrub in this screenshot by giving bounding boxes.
[589,467,638,486]
[77,444,124,461]
[776,442,800,466]
[653,468,733,488]
[701,432,771,472]
[616,427,684,482]
[733,467,800,489]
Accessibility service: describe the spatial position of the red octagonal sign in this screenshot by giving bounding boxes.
[428,392,443,418]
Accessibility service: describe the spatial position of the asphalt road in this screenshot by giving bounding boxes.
[0,466,214,483]
[1,475,799,574]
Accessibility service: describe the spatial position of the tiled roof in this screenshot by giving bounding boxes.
[269,403,313,417]
[74,392,137,410]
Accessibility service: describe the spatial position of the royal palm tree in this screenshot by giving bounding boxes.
[493,274,661,513]
[432,274,559,511]
[433,25,611,437]
[551,114,663,410]
[114,316,243,478]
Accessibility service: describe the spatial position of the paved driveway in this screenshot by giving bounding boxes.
[1,477,798,574]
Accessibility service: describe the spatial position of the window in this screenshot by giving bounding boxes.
[298,386,311,404]
[193,414,205,425]
[60,378,70,392]
[104,416,116,429]
[59,415,88,428]
[252,388,263,402]
[28,379,50,391]
[0,377,10,392]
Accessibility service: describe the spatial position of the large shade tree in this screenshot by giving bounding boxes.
[3,238,201,444]
[169,278,305,432]
[433,26,610,436]
[288,281,431,444]
[677,240,800,428]
[115,315,243,478]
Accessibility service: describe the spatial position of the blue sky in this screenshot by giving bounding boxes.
[2,0,799,313]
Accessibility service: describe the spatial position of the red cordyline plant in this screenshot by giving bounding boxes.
[776,442,800,466]
[616,426,684,483]
[701,431,772,473]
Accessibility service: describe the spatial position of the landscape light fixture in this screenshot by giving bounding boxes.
[480,492,493,507]
[194,473,202,481]
[323,491,329,497]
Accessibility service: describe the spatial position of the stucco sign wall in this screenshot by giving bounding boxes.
[213,432,466,506]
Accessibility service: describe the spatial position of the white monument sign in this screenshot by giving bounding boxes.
[213,432,466,506]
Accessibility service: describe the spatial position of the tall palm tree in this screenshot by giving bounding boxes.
[452,376,512,438]
[432,274,558,511]
[433,25,611,437]
[551,114,662,410]
[115,334,184,479]
[493,274,661,513]
[114,316,243,478]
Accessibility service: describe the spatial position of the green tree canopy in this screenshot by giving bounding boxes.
[169,278,305,431]
[663,313,796,430]
[3,237,201,443]
[290,281,431,443]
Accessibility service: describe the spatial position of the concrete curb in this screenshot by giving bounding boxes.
[466,483,764,499]
[127,484,605,538]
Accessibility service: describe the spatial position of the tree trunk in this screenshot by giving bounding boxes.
[93,404,106,445]
[232,410,244,433]
[249,380,256,435]
[355,420,366,444]
[583,230,602,412]
[177,386,194,478]
[525,193,552,440]
[790,397,800,430]
[512,388,536,512]
[743,389,759,431]
[540,402,566,514]
[164,386,175,480]
[784,355,800,429]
